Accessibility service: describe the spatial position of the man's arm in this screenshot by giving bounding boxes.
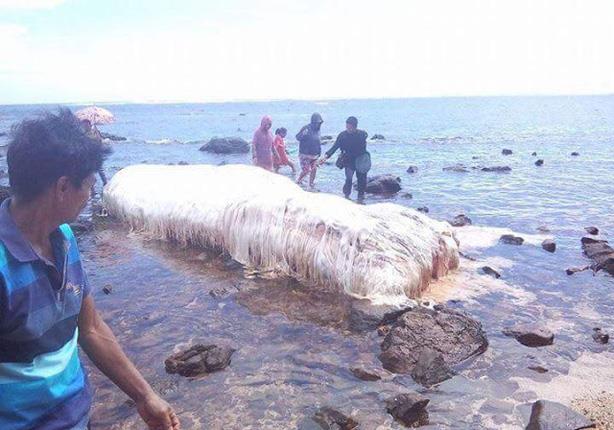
[78,296,180,430]
[321,132,342,163]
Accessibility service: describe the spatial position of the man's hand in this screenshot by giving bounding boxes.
[136,393,181,430]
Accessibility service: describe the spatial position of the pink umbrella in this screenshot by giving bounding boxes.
[75,106,115,125]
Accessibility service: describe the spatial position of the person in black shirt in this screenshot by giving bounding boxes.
[320,116,368,202]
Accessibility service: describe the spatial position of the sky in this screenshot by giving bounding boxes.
[1,0,613,105]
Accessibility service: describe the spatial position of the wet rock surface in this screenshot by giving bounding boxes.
[525,400,594,430]
[406,165,418,174]
[385,393,430,427]
[581,237,614,275]
[592,328,609,344]
[503,324,554,347]
[312,407,359,430]
[500,234,525,245]
[349,367,382,381]
[502,149,513,155]
[571,152,580,156]
[535,159,544,166]
[199,137,250,154]
[481,266,501,278]
[364,174,402,194]
[449,214,472,227]
[566,266,590,275]
[409,349,456,387]
[542,239,556,253]
[481,166,512,172]
[584,226,599,235]
[416,206,429,213]
[349,299,412,332]
[165,344,235,377]
[379,306,488,375]
[370,134,385,140]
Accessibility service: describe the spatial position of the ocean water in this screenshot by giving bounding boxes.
[0,96,613,429]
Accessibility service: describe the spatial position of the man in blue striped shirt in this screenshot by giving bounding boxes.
[0,109,180,430]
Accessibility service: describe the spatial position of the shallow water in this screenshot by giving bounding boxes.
[1,96,613,428]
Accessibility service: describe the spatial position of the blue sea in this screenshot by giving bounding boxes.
[1,96,613,428]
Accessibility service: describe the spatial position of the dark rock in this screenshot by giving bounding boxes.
[502,149,513,155]
[199,137,250,154]
[584,226,599,235]
[443,164,469,173]
[400,192,413,199]
[592,328,609,344]
[0,186,11,204]
[502,324,554,347]
[406,165,418,174]
[178,161,189,165]
[349,299,412,332]
[531,152,537,156]
[542,239,556,253]
[223,255,243,271]
[416,206,429,213]
[481,266,501,278]
[525,400,594,430]
[528,366,549,373]
[481,166,512,173]
[209,287,231,299]
[537,225,550,233]
[500,234,524,245]
[459,251,477,261]
[566,266,590,275]
[379,306,488,374]
[449,214,472,227]
[102,285,113,295]
[581,237,614,275]
[377,325,391,337]
[100,132,127,141]
[313,407,359,430]
[385,393,430,427]
[535,159,544,166]
[371,134,385,140]
[350,367,382,381]
[364,174,401,194]
[165,344,235,377]
[571,152,580,156]
[472,156,480,160]
[410,349,456,387]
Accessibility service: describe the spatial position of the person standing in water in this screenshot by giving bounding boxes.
[252,116,277,171]
[320,116,369,202]
[273,128,296,174]
[80,119,108,187]
[296,113,323,188]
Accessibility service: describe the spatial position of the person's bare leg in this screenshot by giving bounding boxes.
[297,169,308,184]
[309,166,317,188]
[288,160,296,174]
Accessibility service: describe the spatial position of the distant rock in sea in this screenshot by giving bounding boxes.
[199,137,250,154]
[364,174,401,194]
[370,134,385,140]
[481,166,512,173]
[502,149,513,155]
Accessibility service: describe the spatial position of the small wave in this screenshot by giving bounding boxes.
[144,138,183,145]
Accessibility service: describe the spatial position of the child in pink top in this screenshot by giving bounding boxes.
[273,128,296,174]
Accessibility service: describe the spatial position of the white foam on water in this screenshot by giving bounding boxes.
[455,225,551,251]
[104,164,460,304]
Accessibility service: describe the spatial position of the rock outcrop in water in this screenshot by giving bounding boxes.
[410,349,456,387]
[364,174,402,194]
[592,328,609,344]
[525,400,594,430]
[502,324,554,347]
[100,132,127,141]
[502,149,513,155]
[500,234,524,245]
[379,306,488,380]
[581,237,614,275]
[584,226,599,235]
[535,159,544,166]
[542,239,556,253]
[481,166,512,173]
[481,266,501,278]
[312,407,359,430]
[165,344,235,377]
[350,367,382,381]
[443,164,469,173]
[385,393,430,427]
[199,137,250,154]
[449,214,472,227]
[371,134,385,140]
[406,165,418,174]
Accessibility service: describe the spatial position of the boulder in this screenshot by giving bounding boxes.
[102,285,113,295]
[349,299,412,332]
[481,166,512,173]
[581,237,614,275]
[449,214,472,227]
[400,192,413,199]
[566,266,590,276]
[481,266,501,279]
[537,225,551,233]
[379,306,488,375]
[410,349,456,387]
[313,407,359,430]
[525,400,594,430]
[502,324,554,347]
[371,134,385,140]
[417,207,429,213]
[592,328,609,344]
[165,344,235,377]
[350,367,382,381]
[535,159,544,166]
[364,174,401,194]
[199,137,250,154]
[584,226,599,235]
[531,152,537,156]
[500,234,524,245]
[385,393,430,427]
[542,239,556,253]
[571,152,580,156]
[100,132,127,141]
[443,164,469,173]
[502,149,513,155]
[406,165,418,174]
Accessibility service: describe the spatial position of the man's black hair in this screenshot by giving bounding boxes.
[7,108,112,202]
[346,116,358,127]
[276,127,287,135]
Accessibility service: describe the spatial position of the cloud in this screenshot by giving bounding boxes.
[0,0,66,10]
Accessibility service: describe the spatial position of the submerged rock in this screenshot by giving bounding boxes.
[502,149,513,155]
[312,407,359,430]
[571,152,580,156]
[364,174,401,194]
[531,152,537,156]
[500,234,524,245]
[165,344,235,377]
[535,159,544,166]
[584,226,599,235]
[581,237,614,275]
[528,365,549,374]
[349,299,412,332]
[417,206,429,213]
[350,367,382,381]
[102,285,113,295]
[481,166,512,173]
[406,165,418,174]
[379,306,488,375]
[542,239,556,253]
[592,328,609,344]
[525,400,594,430]
[199,137,250,154]
[449,214,472,227]
[503,324,554,347]
[410,349,456,387]
[385,393,430,427]
[481,266,501,278]
[400,192,413,199]
[371,134,385,140]
[100,132,127,141]
[443,164,469,173]
[566,266,590,276]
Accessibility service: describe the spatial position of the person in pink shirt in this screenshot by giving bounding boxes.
[252,116,277,171]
